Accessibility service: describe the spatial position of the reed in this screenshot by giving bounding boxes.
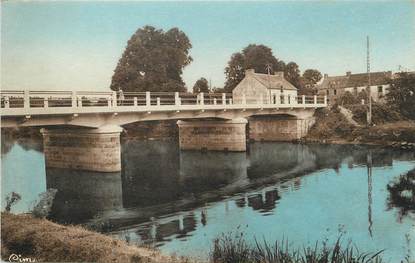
[210,233,384,263]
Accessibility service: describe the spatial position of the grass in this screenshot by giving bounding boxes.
[1,212,188,263]
[210,232,385,263]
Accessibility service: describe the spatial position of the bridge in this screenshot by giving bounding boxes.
[1,90,327,172]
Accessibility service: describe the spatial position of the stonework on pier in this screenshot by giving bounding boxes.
[41,125,122,172]
[249,116,315,141]
[177,118,247,151]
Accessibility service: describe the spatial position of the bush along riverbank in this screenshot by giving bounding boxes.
[305,105,415,150]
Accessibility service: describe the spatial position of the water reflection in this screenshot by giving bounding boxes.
[2,137,415,262]
[46,168,123,224]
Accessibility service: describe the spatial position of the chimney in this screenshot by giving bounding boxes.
[245,69,255,76]
[346,71,351,77]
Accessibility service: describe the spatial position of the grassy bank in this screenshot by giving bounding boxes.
[1,212,187,263]
[306,106,415,147]
[211,233,385,263]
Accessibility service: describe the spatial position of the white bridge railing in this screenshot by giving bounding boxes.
[0,90,327,116]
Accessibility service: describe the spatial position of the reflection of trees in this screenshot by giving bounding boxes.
[387,169,415,221]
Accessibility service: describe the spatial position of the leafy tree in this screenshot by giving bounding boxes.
[302,69,322,86]
[193,77,210,93]
[224,44,285,92]
[386,72,415,119]
[111,26,192,92]
[284,62,301,88]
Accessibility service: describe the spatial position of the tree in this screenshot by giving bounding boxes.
[111,26,192,92]
[284,62,301,88]
[302,69,322,86]
[386,72,415,119]
[193,77,210,93]
[224,44,285,92]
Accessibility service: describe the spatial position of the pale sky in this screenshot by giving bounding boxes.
[1,1,415,91]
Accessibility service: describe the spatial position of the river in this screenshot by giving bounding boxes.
[1,136,414,262]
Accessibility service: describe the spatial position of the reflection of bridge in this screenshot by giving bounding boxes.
[1,90,327,172]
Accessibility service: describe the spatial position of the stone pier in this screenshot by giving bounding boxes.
[177,118,247,151]
[41,125,122,172]
[249,115,315,141]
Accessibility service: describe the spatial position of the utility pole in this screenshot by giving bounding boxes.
[367,36,372,126]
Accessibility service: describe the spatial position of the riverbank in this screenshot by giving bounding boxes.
[306,107,415,149]
[1,212,190,263]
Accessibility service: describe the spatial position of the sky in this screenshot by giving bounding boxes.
[1,1,415,91]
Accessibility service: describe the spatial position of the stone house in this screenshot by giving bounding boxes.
[317,71,392,104]
[232,69,297,104]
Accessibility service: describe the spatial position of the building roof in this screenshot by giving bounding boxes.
[318,71,392,90]
[246,70,297,90]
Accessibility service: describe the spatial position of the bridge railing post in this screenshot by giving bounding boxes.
[112,91,117,107]
[44,98,49,108]
[222,93,226,105]
[78,96,83,108]
[175,92,180,106]
[72,91,77,108]
[324,96,328,106]
[213,98,217,105]
[229,98,232,105]
[107,96,111,107]
[24,90,30,109]
[314,95,317,105]
[4,96,9,109]
[146,92,151,107]
[302,95,305,106]
[199,92,204,105]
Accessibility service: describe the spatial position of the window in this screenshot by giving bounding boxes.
[334,89,337,95]
[378,86,383,93]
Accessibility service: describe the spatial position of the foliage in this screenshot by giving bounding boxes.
[306,108,355,140]
[4,192,21,212]
[386,72,415,119]
[298,69,322,95]
[284,62,301,89]
[338,91,359,106]
[32,188,58,218]
[302,69,322,86]
[211,232,384,263]
[111,25,192,92]
[347,103,402,125]
[193,77,210,93]
[224,44,285,92]
[387,169,415,221]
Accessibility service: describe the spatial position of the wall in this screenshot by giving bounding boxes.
[41,126,122,172]
[177,119,247,151]
[249,115,315,141]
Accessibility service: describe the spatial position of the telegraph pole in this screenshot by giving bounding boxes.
[367,36,372,126]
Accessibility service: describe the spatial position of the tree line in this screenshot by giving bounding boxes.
[111,25,321,95]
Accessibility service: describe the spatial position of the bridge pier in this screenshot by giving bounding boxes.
[249,115,315,141]
[177,118,247,151]
[41,125,122,172]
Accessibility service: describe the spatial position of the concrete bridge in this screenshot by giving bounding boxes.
[1,90,327,172]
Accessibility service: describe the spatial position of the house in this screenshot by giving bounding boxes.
[317,71,392,104]
[232,69,297,104]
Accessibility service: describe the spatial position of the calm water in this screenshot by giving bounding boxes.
[1,136,415,262]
